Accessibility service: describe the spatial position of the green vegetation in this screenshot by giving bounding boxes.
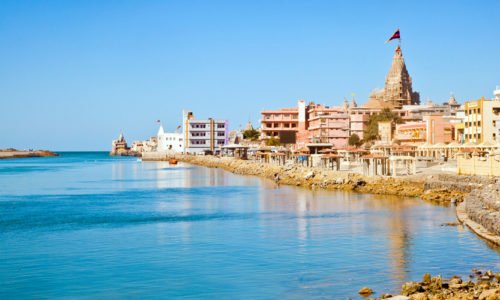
[363,108,403,142]
[266,136,281,146]
[243,128,260,141]
[348,133,362,147]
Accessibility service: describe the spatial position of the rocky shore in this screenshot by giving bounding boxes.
[144,153,476,202]
[361,270,500,300]
[0,149,58,159]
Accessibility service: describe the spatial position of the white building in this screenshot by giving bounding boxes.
[156,125,184,153]
[183,110,229,154]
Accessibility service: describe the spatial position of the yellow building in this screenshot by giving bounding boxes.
[463,89,500,144]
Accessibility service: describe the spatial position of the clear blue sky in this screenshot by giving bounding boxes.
[1,0,499,151]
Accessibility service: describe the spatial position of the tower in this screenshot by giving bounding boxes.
[366,45,420,109]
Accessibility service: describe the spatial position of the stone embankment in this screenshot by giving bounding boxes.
[0,149,58,159]
[456,181,500,246]
[143,154,477,203]
[367,270,500,300]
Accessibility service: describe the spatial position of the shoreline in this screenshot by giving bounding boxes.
[144,153,473,202]
[0,149,58,159]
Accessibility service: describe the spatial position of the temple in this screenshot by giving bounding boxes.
[365,45,420,109]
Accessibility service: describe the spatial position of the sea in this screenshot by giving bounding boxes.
[0,152,498,299]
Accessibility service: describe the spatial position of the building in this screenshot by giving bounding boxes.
[395,115,454,145]
[183,110,229,154]
[307,102,350,148]
[378,121,393,144]
[156,125,184,153]
[365,45,420,109]
[463,87,500,144]
[395,123,426,144]
[260,100,309,146]
[110,133,130,155]
[423,115,454,144]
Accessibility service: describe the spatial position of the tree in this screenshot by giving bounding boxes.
[363,108,403,142]
[348,133,362,147]
[243,128,260,141]
[266,136,280,146]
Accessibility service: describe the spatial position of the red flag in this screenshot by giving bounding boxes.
[386,29,400,43]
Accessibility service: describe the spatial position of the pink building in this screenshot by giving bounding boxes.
[307,103,350,148]
[395,115,454,145]
[424,115,454,144]
[260,100,309,146]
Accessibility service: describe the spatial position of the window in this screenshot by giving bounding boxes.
[217,132,225,136]
[217,124,225,128]
[191,140,206,145]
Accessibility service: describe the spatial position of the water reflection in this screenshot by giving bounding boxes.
[2,154,498,299]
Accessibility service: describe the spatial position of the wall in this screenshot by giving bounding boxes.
[457,155,500,176]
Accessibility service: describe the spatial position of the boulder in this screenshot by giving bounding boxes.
[479,288,498,300]
[402,282,424,296]
[422,273,431,284]
[358,287,373,296]
[304,171,315,180]
[409,293,428,300]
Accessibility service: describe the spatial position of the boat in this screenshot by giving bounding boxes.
[169,158,178,165]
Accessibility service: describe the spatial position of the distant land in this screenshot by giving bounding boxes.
[0,149,58,159]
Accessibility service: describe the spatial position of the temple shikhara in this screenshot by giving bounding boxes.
[365,45,420,109]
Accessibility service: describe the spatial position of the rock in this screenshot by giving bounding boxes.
[352,178,366,189]
[381,293,393,299]
[422,273,431,284]
[479,288,498,300]
[440,222,459,226]
[449,277,463,285]
[304,171,315,180]
[409,293,428,300]
[358,286,373,296]
[335,178,344,184]
[386,296,409,300]
[402,282,423,296]
[495,273,500,282]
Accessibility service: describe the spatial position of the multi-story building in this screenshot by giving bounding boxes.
[183,110,229,154]
[260,100,310,146]
[307,103,350,148]
[463,87,500,144]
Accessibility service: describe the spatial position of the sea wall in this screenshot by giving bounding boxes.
[465,182,500,237]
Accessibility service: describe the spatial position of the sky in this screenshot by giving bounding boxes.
[1,0,499,151]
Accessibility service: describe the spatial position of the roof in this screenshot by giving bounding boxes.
[306,143,333,147]
[222,144,249,149]
[361,154,387,159]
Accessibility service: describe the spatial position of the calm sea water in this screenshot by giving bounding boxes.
[0,152,498,299]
